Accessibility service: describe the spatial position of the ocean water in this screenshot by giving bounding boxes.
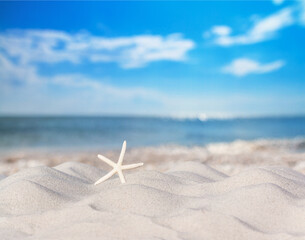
[0,116,305,151]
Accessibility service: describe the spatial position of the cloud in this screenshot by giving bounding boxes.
[0,52,174,114]
[211,26,232,36]
[272,0,285,5]
[0,52,159,98]
[0,30,195,115]
[222,58,285,76]
[298,0,305,25]
[0,53,302,116]
[0,30,195,69]
[1,52,269,116]
[207,7,294,46]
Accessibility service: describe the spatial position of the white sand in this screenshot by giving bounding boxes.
[1,138,305,176]
[1,161,305,239]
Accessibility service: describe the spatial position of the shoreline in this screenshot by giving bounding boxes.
[1,138,305,176]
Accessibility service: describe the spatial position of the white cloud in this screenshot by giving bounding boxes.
[211,26,232,36]
[0,52,218,116]
[0,52,173,114]
[0,52,159,99]
[0,54,42,85]
[0,30,196,115]
[222,58,285,76]
[0,30,195,68]
[272,0,285,5]
[0,53,302,116]
[298,0,305,25]
[1,52,267,116]
[207,7,294,46]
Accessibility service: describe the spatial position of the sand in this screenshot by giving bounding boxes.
[1,138,305,176]
[0,160,305,239]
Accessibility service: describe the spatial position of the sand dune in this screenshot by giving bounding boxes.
[1,161,305,239]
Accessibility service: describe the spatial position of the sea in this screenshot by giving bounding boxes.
[0,116,305,151]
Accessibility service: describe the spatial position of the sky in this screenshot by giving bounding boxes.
[0,0,304,117]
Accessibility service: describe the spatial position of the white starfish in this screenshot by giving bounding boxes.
[94,141,143,185]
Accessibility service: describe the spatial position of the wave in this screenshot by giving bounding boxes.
[169,114,305,122]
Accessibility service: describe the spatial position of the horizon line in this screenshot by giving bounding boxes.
[0,113,305,120]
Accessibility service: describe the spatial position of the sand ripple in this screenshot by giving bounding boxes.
[0,161,305,239]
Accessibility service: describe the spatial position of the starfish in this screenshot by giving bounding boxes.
[94,141,143,185]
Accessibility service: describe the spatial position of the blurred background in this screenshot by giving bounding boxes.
[0,1,304,175]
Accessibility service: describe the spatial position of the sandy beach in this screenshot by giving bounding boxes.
[1,0,305,238]
[1,138,305,176]
[0,116,305,240]
[0,138,305,239]
[1,160,305,239]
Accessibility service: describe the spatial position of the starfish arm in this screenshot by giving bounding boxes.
[117,169,126,184]
[94,169,116,185]
[121,163,144,170]
[97,154,116,168]
[117,140,126,166]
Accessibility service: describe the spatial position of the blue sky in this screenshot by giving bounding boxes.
[0,1,304,117]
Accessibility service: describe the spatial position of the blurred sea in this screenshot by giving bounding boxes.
[1,116,305,151]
